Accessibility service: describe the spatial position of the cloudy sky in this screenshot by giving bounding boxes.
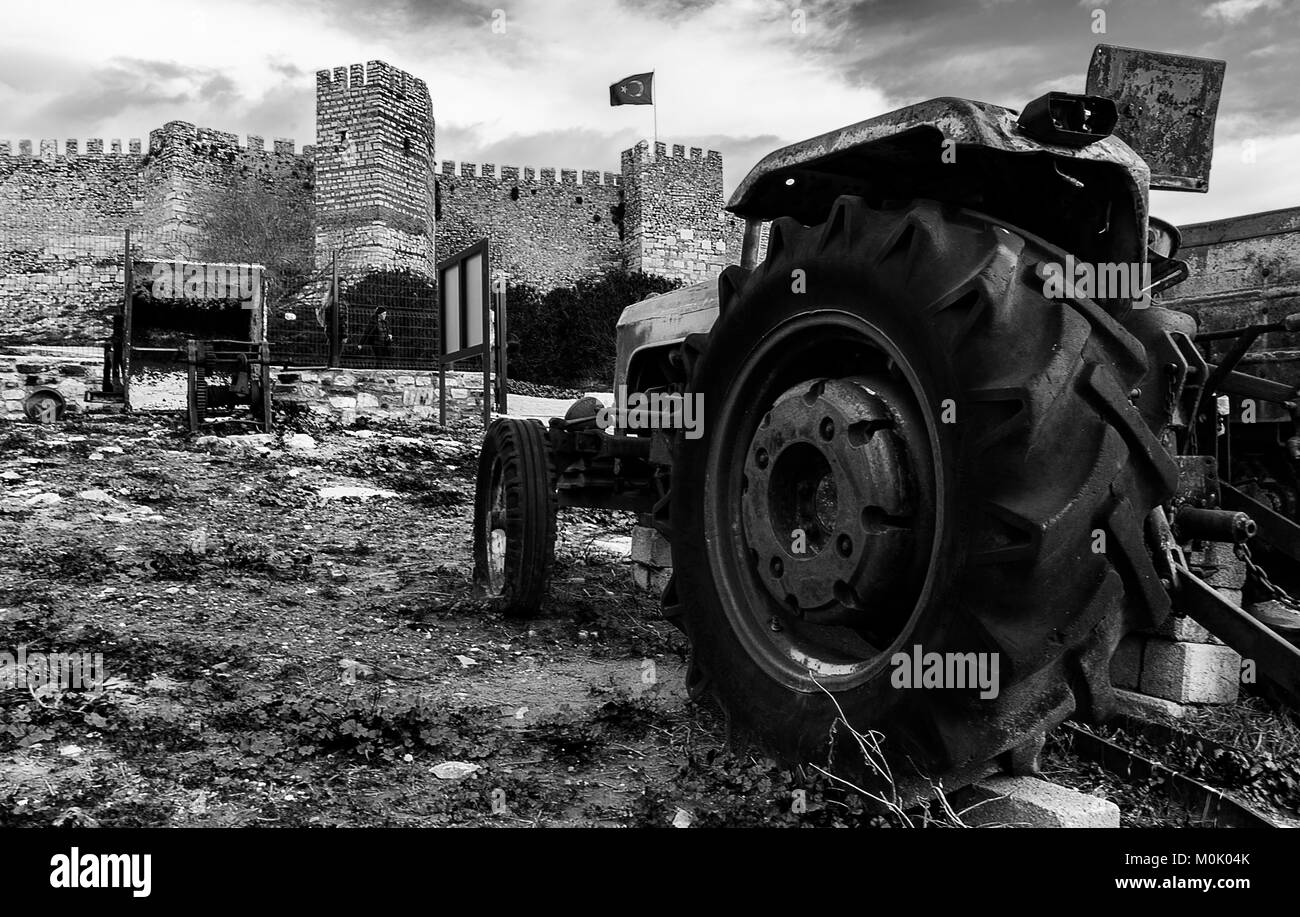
[2,0,1296,225]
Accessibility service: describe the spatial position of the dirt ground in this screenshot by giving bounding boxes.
[6,409,1299,828]
[0,409,900,828]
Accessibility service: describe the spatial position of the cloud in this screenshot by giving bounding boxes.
[1202,0,1282,23]
[1,0,1297,220]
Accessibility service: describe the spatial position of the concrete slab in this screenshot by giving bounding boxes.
[956,776,1120,828]
[1116,687,1189,720]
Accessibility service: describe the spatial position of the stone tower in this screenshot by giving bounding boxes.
[619,140,742,285]
[314,61,435,278]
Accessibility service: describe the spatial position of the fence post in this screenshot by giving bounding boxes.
[495,274,508,416]
[330,250,340,369]
[122,229,133,411]
[439,360,446,426]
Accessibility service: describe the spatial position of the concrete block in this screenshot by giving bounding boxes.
[1110,634,1143,689]
[1143,612,1222,645]
[630,524,672,568]
[957,776,1119,828]
[631,563,671,594]
[1139,639,1240,704]
[1115,688,1188,720]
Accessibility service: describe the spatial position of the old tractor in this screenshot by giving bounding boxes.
[472,45,1300,793]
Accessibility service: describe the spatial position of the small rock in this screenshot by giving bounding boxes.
[77,489,116,503]
[285,433,317,451]
[671,808,693,828]
[58,745,83,757]
[0,471,21,482]
[432,761,481,780]
[25,493,61,506]
[319,485,398,501]
[455,655,478,668]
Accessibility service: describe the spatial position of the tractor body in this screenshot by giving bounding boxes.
[473,44,1300,792]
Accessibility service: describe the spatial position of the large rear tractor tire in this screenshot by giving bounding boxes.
[473,418,558,617]
[668,197,1177,795]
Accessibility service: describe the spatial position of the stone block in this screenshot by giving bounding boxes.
[631,524,672,567]
[1143,612,1221,645]
[956,777,1119,828]
[1139,639,1240,704]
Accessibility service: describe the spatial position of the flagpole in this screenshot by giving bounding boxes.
[652,71,658,151]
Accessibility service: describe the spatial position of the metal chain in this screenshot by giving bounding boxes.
[1234,541,1300,609]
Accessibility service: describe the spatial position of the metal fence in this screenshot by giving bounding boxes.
[1,216,443,382]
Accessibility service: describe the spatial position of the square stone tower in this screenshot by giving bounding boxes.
[619,141,743,284]
[314,61,435,279]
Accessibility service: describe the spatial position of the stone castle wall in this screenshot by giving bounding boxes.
[142,122,314,261]
[1,60,743,349]
[0,140,144,342]
[435,160,623,291]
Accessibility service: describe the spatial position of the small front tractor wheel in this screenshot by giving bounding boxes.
[473,418,558,617]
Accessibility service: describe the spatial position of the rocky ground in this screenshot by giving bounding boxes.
[3,409,1298,828]
[0,409,909,828]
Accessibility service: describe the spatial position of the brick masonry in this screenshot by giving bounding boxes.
[315,62,432,280]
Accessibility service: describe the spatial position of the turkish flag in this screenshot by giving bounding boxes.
[610,72,654,106]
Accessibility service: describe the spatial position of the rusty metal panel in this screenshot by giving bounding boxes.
[1162,206,1300,417]
[1086,44,1225,193]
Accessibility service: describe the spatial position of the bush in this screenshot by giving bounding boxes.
[507,268,681,388]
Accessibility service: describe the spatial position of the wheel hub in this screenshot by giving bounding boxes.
[740,376,922,624]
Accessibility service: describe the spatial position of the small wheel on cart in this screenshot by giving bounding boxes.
[23,390,64,424]
[473,418,558,617]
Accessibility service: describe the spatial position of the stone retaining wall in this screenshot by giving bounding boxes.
[271,367,485,426]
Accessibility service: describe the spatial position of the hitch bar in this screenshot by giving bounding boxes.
[1170,565,1300,709]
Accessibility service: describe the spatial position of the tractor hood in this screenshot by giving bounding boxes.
[726,96,1150,251]
[614,281,717,393]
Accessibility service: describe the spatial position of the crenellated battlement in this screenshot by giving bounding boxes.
[621,139,723,164]
[434,160,620,186]
[147,121,314,159]
[0,138,144,157]
[316,59,429,103]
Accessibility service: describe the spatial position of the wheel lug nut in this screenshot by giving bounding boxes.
[837,534,852,557]
[756,447,769,469]
[770,557,784,577]
[769,616,783,632]
[820,417,835,440]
